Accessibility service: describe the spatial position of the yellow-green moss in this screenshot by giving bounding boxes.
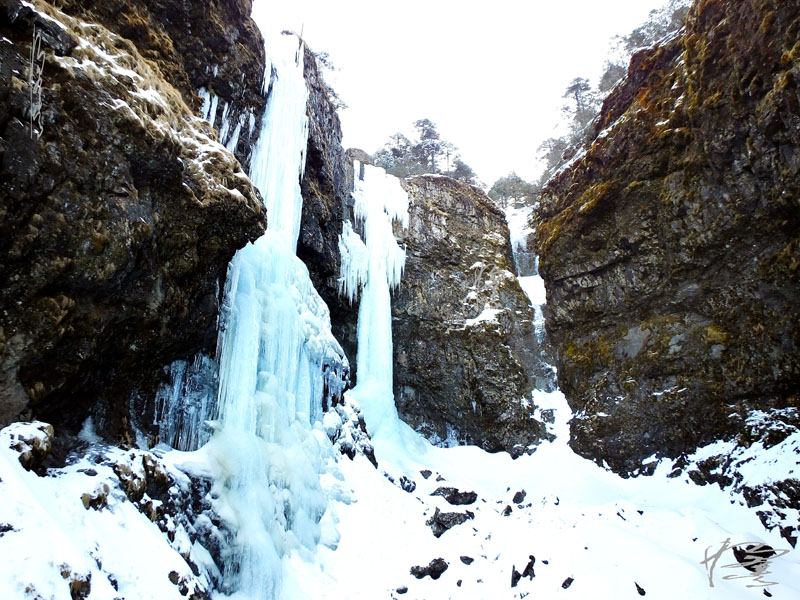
[781,40,800,65]
[578,182,613,215]
[704,324,729,345]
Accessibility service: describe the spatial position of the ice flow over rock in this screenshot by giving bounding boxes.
[160,28,348,599]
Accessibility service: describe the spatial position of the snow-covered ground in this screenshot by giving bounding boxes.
[300,389,800,600]
[2,405,798,600]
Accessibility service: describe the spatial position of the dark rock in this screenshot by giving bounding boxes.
[457,580,462,587]
[431,486,477,505]
[410,558,448,580]
[521,555,535,579]
[460,556,474,565]
[298,49,357,381]
[561,577,574,589]
[635,582,646,596]
[502,505,513,517]
[399,476,416,493]
[426,507,474,538]
[513,490,527,504]
[0,0,266,438]
[534,0,800,476]
[511,568,522,588]
[420,469,432,479]
[436,474,445,482]
[396,586,408,594]
[393,175,550,456]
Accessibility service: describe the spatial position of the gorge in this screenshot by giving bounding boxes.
[1,0,798,599]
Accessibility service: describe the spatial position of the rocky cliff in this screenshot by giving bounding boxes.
[53,0,268,171]
[297,47,358,372]
[534,0,800,477]
[0,0,266,438]
[394,176,549,456]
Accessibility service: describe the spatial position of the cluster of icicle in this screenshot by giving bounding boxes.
[338,162,410,438]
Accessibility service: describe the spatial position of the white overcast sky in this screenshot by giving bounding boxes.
[253,0,669,185]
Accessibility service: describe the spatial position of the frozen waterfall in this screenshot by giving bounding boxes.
[158,28,347,600]
[338,163,424,457]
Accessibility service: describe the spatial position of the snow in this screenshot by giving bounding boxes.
[517,275,547,306]
[464,306,502,327]
[251,382,799,600]
[0,423,204,600]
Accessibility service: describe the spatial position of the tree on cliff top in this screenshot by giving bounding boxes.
[372,119,477,184]
[489,172,539,210]
[535,0,691,189]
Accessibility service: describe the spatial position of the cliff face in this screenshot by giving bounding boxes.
[0,0,266,436]
[297,48,358,371]
[54,0,267,171]
[394,176,549,456]
[534,0,800,473]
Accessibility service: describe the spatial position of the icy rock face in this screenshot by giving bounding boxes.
[534,0,800,475]
[0,421,233,600]
[55,0,267,171]
[0,0,266,436]
[393,176,550,457]
[674,407,800,546]
[297,50,359,371]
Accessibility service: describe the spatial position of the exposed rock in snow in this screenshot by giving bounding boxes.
[410,557,449,580]
[426,507,474,538]
[430,486,478,506]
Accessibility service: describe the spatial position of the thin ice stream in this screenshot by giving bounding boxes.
[337,163,428,461]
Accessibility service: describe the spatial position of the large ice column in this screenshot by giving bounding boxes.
[199,30,346,599]
[248,24,309,252]
[339,163,409,437]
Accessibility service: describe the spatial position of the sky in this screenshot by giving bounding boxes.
[253,0,670,185]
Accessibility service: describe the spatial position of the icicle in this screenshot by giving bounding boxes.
[153,355,218,451]
[339,162,409,437]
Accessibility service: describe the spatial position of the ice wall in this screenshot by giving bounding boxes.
[338,163,409,439]
[158,27,347,600]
